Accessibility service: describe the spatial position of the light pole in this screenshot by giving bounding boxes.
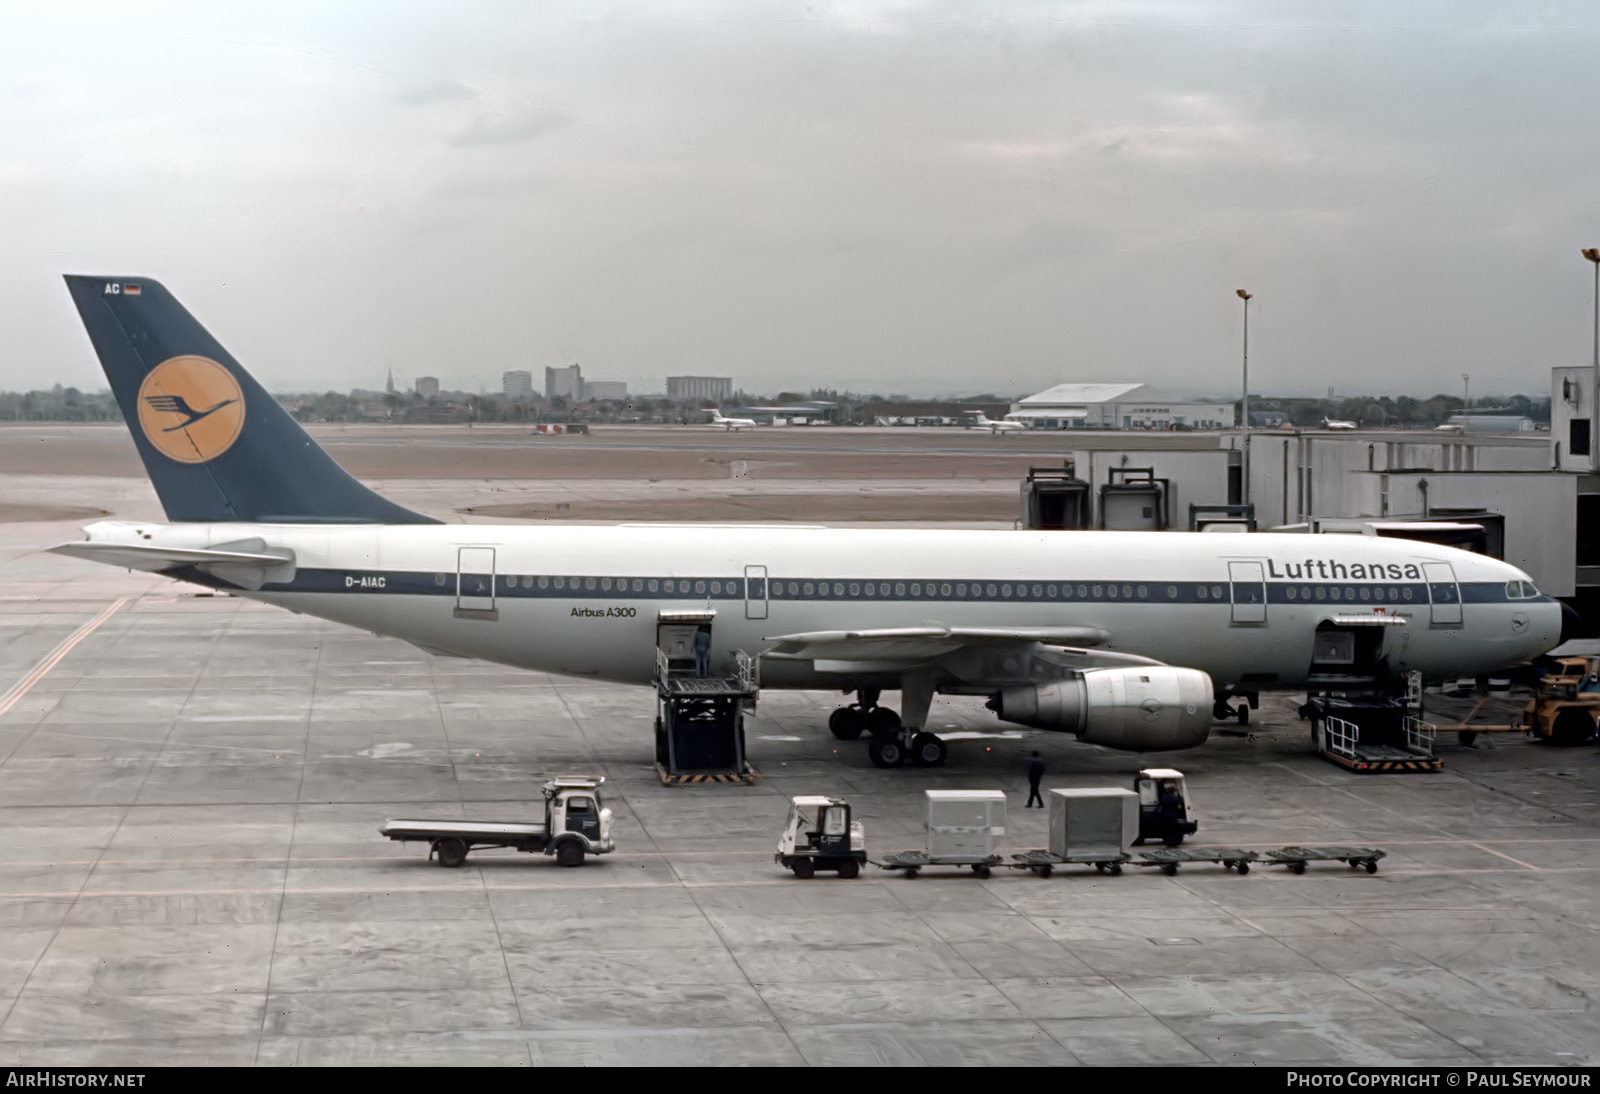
[1584,249,1600,471]
[1236,289,1252,508]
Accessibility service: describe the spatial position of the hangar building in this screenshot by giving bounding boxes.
[1009,383,1236,430]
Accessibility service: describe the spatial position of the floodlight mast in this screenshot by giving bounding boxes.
[1584,249,1600,472]
[1236,289,1252,508]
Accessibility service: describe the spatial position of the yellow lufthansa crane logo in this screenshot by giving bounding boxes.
[136,356,245,463]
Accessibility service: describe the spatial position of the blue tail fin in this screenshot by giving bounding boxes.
[64,276,438,524]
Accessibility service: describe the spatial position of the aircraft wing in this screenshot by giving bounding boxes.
[765,625,1110,661]
[48,539,295,590]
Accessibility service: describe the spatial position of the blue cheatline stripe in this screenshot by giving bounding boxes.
[168,565,1532,607]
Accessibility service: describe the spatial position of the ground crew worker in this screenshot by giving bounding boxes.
[693,627,711,677]
[1157,782,1184,845]
[1025,751,1045,808]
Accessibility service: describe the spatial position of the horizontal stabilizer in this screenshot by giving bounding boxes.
[49,539,295,590]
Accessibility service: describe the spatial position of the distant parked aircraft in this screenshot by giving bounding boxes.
[1322,418,1357,430]
[968,411,1027,434]
[709,409,757,431]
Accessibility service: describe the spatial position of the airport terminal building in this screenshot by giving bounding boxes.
[1008,382,1236,430]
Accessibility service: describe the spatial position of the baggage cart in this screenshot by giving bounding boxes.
[1265,845,1386,874]
[1135,846,1258,875]
[874,851,1003,878]
[1007,850,1129,877]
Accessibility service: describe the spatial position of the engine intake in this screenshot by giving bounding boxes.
[987,666,1214,752]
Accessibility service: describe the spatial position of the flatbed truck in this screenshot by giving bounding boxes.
[380,776,614,867]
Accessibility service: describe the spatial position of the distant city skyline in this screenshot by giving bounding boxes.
[8,3,1600,402]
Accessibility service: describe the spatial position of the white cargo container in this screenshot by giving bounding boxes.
[926,790,1007,860]
[1048,788,1137,859]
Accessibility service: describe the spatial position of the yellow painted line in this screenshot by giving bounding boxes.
[0,597,129,720]
[1468,842,1542,871]
[2,865,1598,902]
[0,838,1595,871]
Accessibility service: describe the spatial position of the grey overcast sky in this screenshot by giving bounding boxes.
[4,1,1599,400]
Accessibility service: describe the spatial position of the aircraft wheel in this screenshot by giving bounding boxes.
[435,838,468,868]
[1364,859,1378,874]
[1551,708,1593,746]
[556,841,585,868]
[1107,862,1122,876]
[791,857,815,878]
[910,732,947,767]
[828,707,863,740]
[866,706,901,734]
[836,859,859,879]
[1236,861,1250,875]
[1290,860,1306,875]
[869,736,906,768]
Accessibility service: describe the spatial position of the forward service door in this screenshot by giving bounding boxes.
[744,565,769,620]
[1228,561,1267,625]
[457,547,497,616]
[1423,562,1462,626]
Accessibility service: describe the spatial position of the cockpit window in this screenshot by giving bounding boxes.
[1506,580,1541,599]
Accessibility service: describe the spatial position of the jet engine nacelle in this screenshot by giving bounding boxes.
[987,666,1215,752]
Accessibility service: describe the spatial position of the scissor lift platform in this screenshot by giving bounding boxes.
[653,649,760,784]
[1308,691,1442,773]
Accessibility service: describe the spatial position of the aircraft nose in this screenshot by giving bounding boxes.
[1560,600,1583,645]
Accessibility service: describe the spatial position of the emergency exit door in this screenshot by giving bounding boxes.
[1228,561,1267,624]
[744,565,768,620]
[457,547,496,614]
[1423,562,1462,626]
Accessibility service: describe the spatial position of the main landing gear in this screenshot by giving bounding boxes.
[829,688,948,769]
[1213,690,1258,726]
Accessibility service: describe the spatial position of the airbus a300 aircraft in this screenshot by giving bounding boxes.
[708,409,757,431]
[968,411,1027,434]
[52,277,1564,768]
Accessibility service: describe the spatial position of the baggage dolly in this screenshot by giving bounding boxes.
[1008,850,1130,878]
[1136,846,1258,875]
[874,851,1003,878]
[1265,845,1386,874]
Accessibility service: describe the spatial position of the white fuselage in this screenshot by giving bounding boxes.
[83,521,1562,693]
